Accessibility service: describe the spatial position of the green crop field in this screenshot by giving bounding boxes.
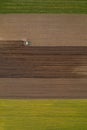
[0,99,87,130]
[0,0,87,13]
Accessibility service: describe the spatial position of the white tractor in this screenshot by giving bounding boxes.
[24,39,32,46]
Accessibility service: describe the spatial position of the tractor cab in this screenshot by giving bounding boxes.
[24,40,32,46]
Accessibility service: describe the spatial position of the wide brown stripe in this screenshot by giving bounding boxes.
[0,78,87,99]
[0,42,87,78]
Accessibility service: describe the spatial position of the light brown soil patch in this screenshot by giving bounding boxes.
[0,14,87,46]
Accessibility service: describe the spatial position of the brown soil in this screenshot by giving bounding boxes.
[0,44,87,99]
[0,14,87,99]
[0,44,87,78]
[0,78,87,99]
[0,14,87,46]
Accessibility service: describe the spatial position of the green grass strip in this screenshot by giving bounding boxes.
[0,0,87,13]
[0,99,87,130]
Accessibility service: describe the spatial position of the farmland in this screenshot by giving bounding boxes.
[0,44,87,78]
[0,100,87,130]
[0,0,87,13]
[0,14,87,46]
[0,1,87,130]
